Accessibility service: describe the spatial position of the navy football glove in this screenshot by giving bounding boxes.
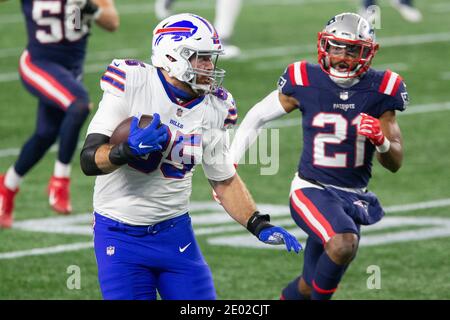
[258,226,302,253]
[127,113,169,156]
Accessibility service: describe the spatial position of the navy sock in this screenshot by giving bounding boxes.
[311,252,347,300]
[281,276,308,300]
[58,100,89,163]
[400,0,412,5]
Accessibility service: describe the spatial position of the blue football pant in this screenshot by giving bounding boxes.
[93,212,216,300]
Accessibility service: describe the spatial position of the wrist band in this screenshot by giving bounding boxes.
[246,211,272,236]
[109,143,136,166]
[376,137,391,153]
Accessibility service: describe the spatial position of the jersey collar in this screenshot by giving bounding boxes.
[157,68,205,109]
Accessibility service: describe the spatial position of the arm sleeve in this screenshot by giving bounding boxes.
[230,90,287,164]
[202,128,236,181]
[86,91,129,137]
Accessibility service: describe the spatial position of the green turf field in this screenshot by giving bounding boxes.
[1,0,449,300]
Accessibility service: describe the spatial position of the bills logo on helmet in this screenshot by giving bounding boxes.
[154,20,198,46]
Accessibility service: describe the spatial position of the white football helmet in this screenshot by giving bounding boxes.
[318,12,379,80]
[151,13,225,93]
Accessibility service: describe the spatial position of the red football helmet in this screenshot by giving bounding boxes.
[318,13,379,79]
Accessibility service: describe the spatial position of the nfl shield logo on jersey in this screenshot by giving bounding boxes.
[176,108,183,117]
[106,246,115,256]
[340,91,349,101]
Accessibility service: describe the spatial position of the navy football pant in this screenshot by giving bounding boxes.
[93,212,216,300]
[15,50,89,175]
[289,180,361,287]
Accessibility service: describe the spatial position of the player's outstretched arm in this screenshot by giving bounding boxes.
[358,111,403,172]
[209,174,302,253]
[231,90,298,164]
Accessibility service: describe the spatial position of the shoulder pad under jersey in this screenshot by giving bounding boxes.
[376,69,409,112]
[100,59,150,97]
[278,61,310,96]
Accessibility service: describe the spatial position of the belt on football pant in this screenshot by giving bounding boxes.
[95,212,190,237]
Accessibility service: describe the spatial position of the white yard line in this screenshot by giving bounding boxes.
[1,30,450,67]
[1,197,450,259]
[0,30,448,82]
[430,2,450,13]
[441,72,450,80]
[0,242,93,259]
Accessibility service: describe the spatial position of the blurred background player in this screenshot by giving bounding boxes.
[231,12,408,300]
[361,0,422,23]
[0,0,119,228]
[154,0,242,59]
[80,13,301,300]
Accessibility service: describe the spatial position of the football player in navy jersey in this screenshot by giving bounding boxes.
[231,12,408,300]
[0,0,119,228]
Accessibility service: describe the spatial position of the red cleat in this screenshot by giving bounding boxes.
[0,174,19,228]
[48,176,72,215]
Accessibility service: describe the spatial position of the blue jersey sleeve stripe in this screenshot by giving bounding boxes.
[107,66,126,79]
[228,108,237,116]
[101,75,125,91]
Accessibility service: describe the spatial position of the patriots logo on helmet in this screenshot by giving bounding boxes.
[154,20,198,46]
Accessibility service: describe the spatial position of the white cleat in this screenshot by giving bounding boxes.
[390,0,423,23]
[221,43,241,60]
[154,0,173,21]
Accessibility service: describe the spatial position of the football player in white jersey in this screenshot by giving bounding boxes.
[80,13,301,300]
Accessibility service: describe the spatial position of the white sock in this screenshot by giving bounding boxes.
[54,160,71,178]
[215,0,242,41]
[4,166,22,190]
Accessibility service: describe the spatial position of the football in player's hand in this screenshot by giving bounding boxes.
[110,115,154,145]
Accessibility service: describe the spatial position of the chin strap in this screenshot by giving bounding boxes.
[329,67,361,88]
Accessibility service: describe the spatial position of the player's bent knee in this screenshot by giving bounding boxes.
[299,277,312,298]
[325,233,359,265]
[67,99,90,124]
[34,130,59,147]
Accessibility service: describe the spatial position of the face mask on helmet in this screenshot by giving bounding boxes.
[318,13,379,80]
[178,47,225,93]
[151,13,226,94]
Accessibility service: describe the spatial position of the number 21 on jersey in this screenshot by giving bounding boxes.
[312,113,366,168]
